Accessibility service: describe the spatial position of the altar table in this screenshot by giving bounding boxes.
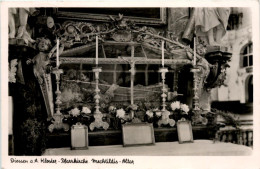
[43,140,252,156]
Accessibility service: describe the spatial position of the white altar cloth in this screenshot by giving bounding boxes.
[43,140,252,156]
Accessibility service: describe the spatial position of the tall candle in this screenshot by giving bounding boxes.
[56,38,59,67]
[131,74,134,105]
[162,40,165,67]
[193,37,196,66]
[96,36,98,65]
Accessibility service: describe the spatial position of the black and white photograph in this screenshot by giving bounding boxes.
[1,1,260,169]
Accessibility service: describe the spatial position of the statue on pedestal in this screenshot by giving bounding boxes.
[182,7,230,47]
[181,8,231,125]
[194,8,231,46]
[8,8,39,45]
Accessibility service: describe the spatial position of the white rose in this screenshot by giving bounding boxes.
[108,106,116,112]
[69,108,80,117]
[180,104,189,113]
[146,110,154,118]
[116,108,125,118]
[170,101,181,111]
[82,107,91,114]
[155,111,162,116]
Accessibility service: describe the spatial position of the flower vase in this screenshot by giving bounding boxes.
[111,117,122,130]
[130,110,135,119]
[81,116,90,126]
[62,117,69,124]
[144,115,154,123]
[153,111,162,127]
[148,117,154,123]
[69,116,78,126]
[181,113,189,120]
[153,116,160,128]
[102,113,111,127]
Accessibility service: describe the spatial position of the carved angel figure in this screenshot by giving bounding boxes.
[28,38,64,84]
[29,38,52,84]
[27,37,64,118]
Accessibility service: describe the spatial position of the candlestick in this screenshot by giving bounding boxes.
[193,37,196,66]
[158,67,175,127]
[56,38,59,67]
[52,68,63,114]
[89,67,109,131]
[162,40,165,67]
[191,67,200,111]
[130,62,136,105]
[190,67,206,125]
[96,36,98,66]
[48,68,70,133]
[130,46,135,105]
[173,69,179,94]
[159,67,168,111]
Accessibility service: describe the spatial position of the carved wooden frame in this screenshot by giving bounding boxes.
[71,124,89,150]
[122,123,155,147]
[177,119,193,144]
[53,8,167,25]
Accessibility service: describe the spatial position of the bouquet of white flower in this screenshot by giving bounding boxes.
[116,108,126,119]
[63,106,93,127]
[146,110,154,118]
[69,108,81,117]
[170,101,190,120]
[82,106,91,114]
[171,101,189,114]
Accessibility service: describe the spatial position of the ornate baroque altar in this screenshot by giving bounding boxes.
[8,8,232,154]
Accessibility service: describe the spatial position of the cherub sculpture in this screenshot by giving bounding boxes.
[27,37,64,118]
[8,8,39,44]
[194,8,231,46]
[28,38,52,84]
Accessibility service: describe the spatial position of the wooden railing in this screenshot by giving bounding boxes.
[215,126,253,147]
